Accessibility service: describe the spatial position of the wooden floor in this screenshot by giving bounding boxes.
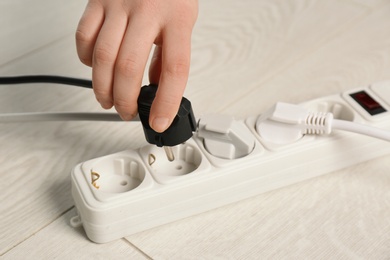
[1,0,390,259]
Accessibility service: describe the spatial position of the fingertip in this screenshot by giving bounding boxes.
[151,116,171,133]
[119,113,138,121]
[100,101,113,110]
[113,100,139,122]
[149,93,182,133]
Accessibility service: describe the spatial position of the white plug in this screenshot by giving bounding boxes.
[256,102,333,145]
[256,102,390,144]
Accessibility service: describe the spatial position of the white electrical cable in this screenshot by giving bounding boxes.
[257,102,390,144]
[0,112,140,122]
[332,119,390,142]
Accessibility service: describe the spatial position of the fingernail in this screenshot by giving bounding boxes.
[152,117,170,133]
[100,101,113,109]
[101,104,112,109]
[121,113,135,121]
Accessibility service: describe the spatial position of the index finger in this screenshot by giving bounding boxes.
[149,26,192,133]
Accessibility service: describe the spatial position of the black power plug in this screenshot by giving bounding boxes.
[137,84,196,160]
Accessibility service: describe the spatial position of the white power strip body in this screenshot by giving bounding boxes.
[71,82,390,243]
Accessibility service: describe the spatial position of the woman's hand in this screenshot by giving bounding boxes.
[76,0,198,132]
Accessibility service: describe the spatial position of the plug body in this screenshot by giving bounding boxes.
[137,84,197,147]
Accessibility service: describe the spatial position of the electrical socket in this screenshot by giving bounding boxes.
[139,139,211,184]
[71,81,390,243]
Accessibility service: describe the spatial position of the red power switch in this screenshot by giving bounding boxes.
[350,91,386,115]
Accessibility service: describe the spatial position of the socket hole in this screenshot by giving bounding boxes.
[87,157,145,193]
[141,143,202,178]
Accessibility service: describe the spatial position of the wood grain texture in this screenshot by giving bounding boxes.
[1,0,390,258]
[0,0,85,67]
[224,0,390,117]
[126,158,390,259]
[2,208,150,259]
[186,0,369,117]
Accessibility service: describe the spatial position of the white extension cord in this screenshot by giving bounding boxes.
[70,82,390,243]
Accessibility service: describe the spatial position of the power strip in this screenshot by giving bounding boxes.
[70,81,390,243]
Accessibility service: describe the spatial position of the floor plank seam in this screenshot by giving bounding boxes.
[1,206,75,257]
[121,238,154,260]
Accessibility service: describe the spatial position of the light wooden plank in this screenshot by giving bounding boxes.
[347,0,390,9]
[0,0,86,66]
[186,0,368,116]
[224,0,390,117]
[2,208,150,259]
[126,157,390,259]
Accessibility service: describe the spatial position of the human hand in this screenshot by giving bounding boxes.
[76,0,198,132]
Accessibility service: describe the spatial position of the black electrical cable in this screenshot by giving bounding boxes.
[0,74,121,123]
[0,75,93,88]
[0,75,197,146]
